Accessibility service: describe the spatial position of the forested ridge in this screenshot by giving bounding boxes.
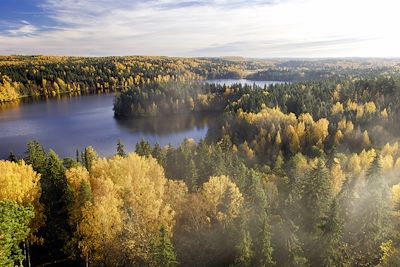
[2,58,400,266]
[2,56,399,103]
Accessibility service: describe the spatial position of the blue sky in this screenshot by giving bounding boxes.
[0,0,399,57]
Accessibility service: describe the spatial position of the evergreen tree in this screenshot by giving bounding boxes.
[233,224,253,267]
[154,227,178,267]
[76,149,80,163]
[300,160,333,261]
[185,159,198,192]
[195,139,212,184]
[271,215,308,267]
[353,156,391,265]
[135,139,152,157]
[152,143,166,167]
[314,200,344,267]
[39,150,72,260]
[253,215,275,267]
[24,140,46,174]
[82,146,98,170]
[7,151,17,162]
[300,160,332,235]
[116,139,127,157]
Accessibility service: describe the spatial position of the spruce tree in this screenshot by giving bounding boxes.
[7,151,17,162]
[135,139,152,157]
[353,155,390,265]
[24,140,46,174]
[315,200,344,267]
[40,150,72,260]
[154,227,178,267]
[116,139,127,157]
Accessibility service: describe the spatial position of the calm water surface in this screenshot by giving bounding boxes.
[0,80,278,159]
[206,79,283,87]
[0,94,214,159]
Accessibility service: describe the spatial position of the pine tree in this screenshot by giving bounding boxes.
[315,200,344,267]
[233,226,253,267]
[154,227,178,267]
[116,139,127,157]
[353,155,391,265]
[7,151,17,162]
[135,139,152,157]
[152,143,166,167]
[82,146,98,170]
[185,159,198,192]
[299,159,333,262]
[253,215,274,267]
[76,149,80,163]
[300,160,332,234]
[24,140,46,174]
[40,150,72,260]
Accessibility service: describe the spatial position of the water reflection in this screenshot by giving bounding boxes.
[116,113,217,136]
[0,94,214,158]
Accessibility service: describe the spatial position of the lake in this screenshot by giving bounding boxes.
[206,79,283,87]
[0,94,216,159]
[0,80,278,159]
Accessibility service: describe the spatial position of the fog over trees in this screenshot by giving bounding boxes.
[1,57,400,266]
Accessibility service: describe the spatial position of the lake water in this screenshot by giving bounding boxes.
[206,79,283,87]
[0,80,277,159]
[0,94,215,159]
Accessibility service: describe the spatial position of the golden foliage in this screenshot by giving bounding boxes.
[0,160,44,240]
[331,102,344,115]
[201,175,244,223]
[69,153,188,265]
[330,161,346,196]
[79,194,123,265]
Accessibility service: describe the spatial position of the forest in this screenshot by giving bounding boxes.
[2,57,400,266]
[2,56,399,103]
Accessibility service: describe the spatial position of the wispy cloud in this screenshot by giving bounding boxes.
[0,0,399,57]
[2,20,38,36]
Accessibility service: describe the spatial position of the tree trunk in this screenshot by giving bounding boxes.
[27,242,31,267]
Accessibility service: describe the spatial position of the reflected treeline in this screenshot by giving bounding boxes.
[115,112,218,136]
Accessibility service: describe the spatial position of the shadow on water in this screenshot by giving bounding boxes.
[0,93,219,159]
[115,113,218,136]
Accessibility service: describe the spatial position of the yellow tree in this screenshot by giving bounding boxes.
[70,153,186,266]
[0,160,44,239]
[79,193,123,266]
[174,175,244,266]
[330,160,346,196]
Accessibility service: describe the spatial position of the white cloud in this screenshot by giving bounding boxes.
[0,0,399,57]
[6,21,38,36]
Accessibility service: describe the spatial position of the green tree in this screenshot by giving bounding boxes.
[40,150,72,260]
[82,146,98,170]
[154,227,178,267]
[135,139,152,157]
[7,151,17,162]
[253,215,274,267]
[24,140,46,174]
[301,160,332,234]
[0,200,34,267]
[353,156,390,266]
[116,139,127,157]
[315,200,344,267]
[152,143,166,167]
[233,224,253,267]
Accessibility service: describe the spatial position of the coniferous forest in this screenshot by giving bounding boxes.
[2,56,400,267]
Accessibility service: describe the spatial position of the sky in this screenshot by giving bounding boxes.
[0,0,399,57]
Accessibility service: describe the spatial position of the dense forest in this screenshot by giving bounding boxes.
[2,58,400,266]
[2,56,399,103]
